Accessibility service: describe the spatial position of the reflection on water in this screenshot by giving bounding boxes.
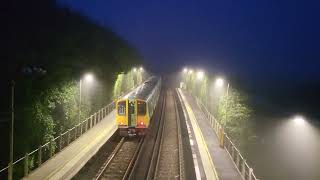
[248,116,320,180]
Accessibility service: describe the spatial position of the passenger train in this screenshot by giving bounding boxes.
[115,77,161,136]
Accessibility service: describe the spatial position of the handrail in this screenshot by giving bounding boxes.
[195,97,259,180]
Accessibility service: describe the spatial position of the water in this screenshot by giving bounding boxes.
[247,115,320,180]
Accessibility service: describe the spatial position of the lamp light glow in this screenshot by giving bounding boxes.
[197,71,204,80]
[84,73,94,82]
[183,68,188,73]
[293,115,305,125]
[215,78,224,87]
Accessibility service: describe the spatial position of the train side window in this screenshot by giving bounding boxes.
[117,101,126,116]
[137,101,146,115]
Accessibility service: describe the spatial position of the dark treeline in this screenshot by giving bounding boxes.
[1,0,140,176]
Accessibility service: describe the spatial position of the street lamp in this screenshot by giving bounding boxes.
[215,78,230,126]
[183,68,188,73]
[293,115,306,126]
[79,73,94,135]
[133,67,137,72]
[197,71,204,80]
[139,67,143,71]
[215,78,224,87]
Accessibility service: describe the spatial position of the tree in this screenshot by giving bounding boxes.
[218,88,252,148]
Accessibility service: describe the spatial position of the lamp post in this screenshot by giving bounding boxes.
[8,81,14,180]
[79,73,94,135]
[215,78,230,148]
[215,78,230,126]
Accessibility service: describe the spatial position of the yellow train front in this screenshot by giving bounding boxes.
[115,77,161,136]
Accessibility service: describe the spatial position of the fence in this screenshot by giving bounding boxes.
[0,100,116,179]
[0,78,151,180]
[196,98,259,180]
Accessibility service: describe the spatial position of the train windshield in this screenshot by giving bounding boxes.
[137,101,146,115]
[117,101,126,116]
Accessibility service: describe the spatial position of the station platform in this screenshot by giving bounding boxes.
[177,89,242,180]
[23,111,117,180]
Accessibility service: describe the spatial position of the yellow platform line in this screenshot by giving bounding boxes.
[178,89,219,180]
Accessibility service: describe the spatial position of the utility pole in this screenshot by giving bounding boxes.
[8,81,14,180]
[224,83,230,127]
[79,79,82,135]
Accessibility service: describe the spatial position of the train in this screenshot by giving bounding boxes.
[115,76,161,136]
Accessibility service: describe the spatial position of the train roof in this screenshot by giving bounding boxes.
[125,76,159,101]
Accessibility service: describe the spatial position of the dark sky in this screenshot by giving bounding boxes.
[58,0,320,88]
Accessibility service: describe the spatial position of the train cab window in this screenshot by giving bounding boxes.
[117,101,126,116]
[137,101,146,115]
[129,101,135,114]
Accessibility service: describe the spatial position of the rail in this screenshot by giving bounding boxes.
[0,81,148,180]
[195,97,259,180]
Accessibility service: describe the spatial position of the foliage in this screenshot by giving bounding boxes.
[1,0,141,177]
[113,73,124,99]
[217,88,252,147]
[182,72,253,150]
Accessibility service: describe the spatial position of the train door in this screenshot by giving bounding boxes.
[128,98,136,127]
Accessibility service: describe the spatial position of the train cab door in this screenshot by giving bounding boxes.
[128,98,136,127]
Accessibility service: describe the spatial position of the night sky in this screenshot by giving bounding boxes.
[58,0,320,88]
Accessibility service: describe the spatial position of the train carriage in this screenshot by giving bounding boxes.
[116,77,161,136]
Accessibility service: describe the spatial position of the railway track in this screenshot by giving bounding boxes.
[147,90,184,180]
[94,137,143,180]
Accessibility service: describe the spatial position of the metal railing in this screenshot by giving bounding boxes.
[0,81,150,180]
[0,101,116,179]
[196,98,259,180]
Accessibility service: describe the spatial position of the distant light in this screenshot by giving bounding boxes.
[188,69,193,74]
[133,67,137,72]
[183,68,188,73]
[84,73,94,82]
[197,71,204,80]
[139,67,144,71]
[293,115,305,125]
[215,78,224,87]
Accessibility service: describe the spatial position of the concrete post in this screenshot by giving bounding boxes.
[38,145,42,166]
[219,127,225,148]
[67,130,70,145]
[236,153,240,168]
[49,139,53,158]
[90,115,93,128]
[248,168,253,180]
[80,121,83,136]
[59,133,62,151]
[24,153,29,176]
[242,159,246,178]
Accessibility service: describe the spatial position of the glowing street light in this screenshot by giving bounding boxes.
[84,73,94,82]
[183,68,188,73]
[215,77,230,128]
[188,69,193,74]
[79,73,94,135]
[197,71,204,80]
[139,67,144,71]
[133,67,137,72]
[215,78,224,87]
[293,115,306,125]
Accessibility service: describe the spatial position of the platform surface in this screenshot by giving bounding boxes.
[23,111,117,180]
[178,89,242,180]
